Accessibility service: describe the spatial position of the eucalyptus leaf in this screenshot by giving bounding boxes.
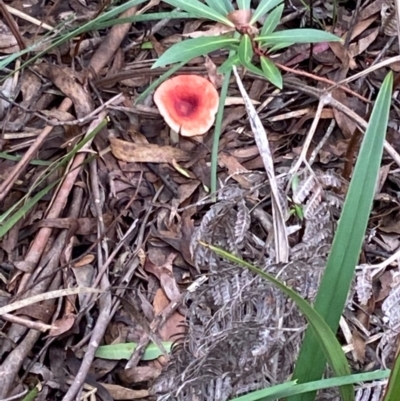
[250,0,283,24]
[256,29,341,45]
[162,0,234,26]
[260,3,284,35]
[260,56,282,89]
[152,35,239,68]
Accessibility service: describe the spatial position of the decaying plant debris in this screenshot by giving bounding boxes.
[1,0,400,400]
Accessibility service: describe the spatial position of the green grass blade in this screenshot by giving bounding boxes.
[260,3,284,35]
[231,370,390,401]
[0,152,51,166]
[289,71,394,401]
[152,35,238,68]
[250,0,283,25]
[0,0,148,73]
[95,341,173,361]
[92,11,194,29]
[383,351,400,401]
[210,68,232,195]
[162,0,234,26]
[202,242,354,401]
[0,119,106,236]
[256,29,341,45]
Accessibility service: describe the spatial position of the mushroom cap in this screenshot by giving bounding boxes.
[153,75,219,137]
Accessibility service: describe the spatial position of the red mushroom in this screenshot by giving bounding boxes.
[153,75,219,137]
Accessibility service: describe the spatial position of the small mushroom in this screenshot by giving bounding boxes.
[153,74,219,138]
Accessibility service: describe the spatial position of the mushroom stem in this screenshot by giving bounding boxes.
[170,128,179,144]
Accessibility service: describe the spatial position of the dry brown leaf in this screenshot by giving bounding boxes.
[34,63,93,118]
[0,20,19,53]
[109,137,191,163]
[100,383,148,400]
[332,90,357,138]
[145,253,180,301]
[219,153,254,189]
[349,28,379,59]
[153,288,185,341]
[182,23,235,38]
[49,314,75,337]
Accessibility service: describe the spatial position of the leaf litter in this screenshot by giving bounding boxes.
[1,0,400,400]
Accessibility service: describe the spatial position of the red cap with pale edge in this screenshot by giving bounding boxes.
[153,75,219,137]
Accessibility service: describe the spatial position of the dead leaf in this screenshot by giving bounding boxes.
[153,288,185,341]
[182,23,235,38]
[101,383,148,400]
[145,253,181,301]
[49,314,75,337]
[109,137,191,163]
[0,20,19,53]
[34,63,93,118]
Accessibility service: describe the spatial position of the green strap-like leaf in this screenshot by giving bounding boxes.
[218,54,241,74]
[260,3,284,35]
[250,0,283,25]
[383,350,400,401]
[203,242,354,401]
[231,370,390,401]
[237,0,251,9]
[95,342,173,361]
[152,35,239,68]
[162,0,234,26]
[256,28,341,46]
[205,0,234,14]
[260,56,282,89]
[289,71,394,401]
[238,34,253,64]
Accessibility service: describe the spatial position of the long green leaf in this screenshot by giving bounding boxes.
[260,56,282,88]
[237,0,251,9]
[205,0,234,14]
[289,71,394,401]
[218,54,240,73]
[0,152,51,166]
[260,3,284,35]
[92,11,194,29]
[250,0,283,24]
[383,350,400,401]
[238,34,253,64]
[95,341,173,361]
[231,370,390,401]
[256,29,341,45]
[152,35,238,68]
[202,242,354,401]
[162,0,234,26]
